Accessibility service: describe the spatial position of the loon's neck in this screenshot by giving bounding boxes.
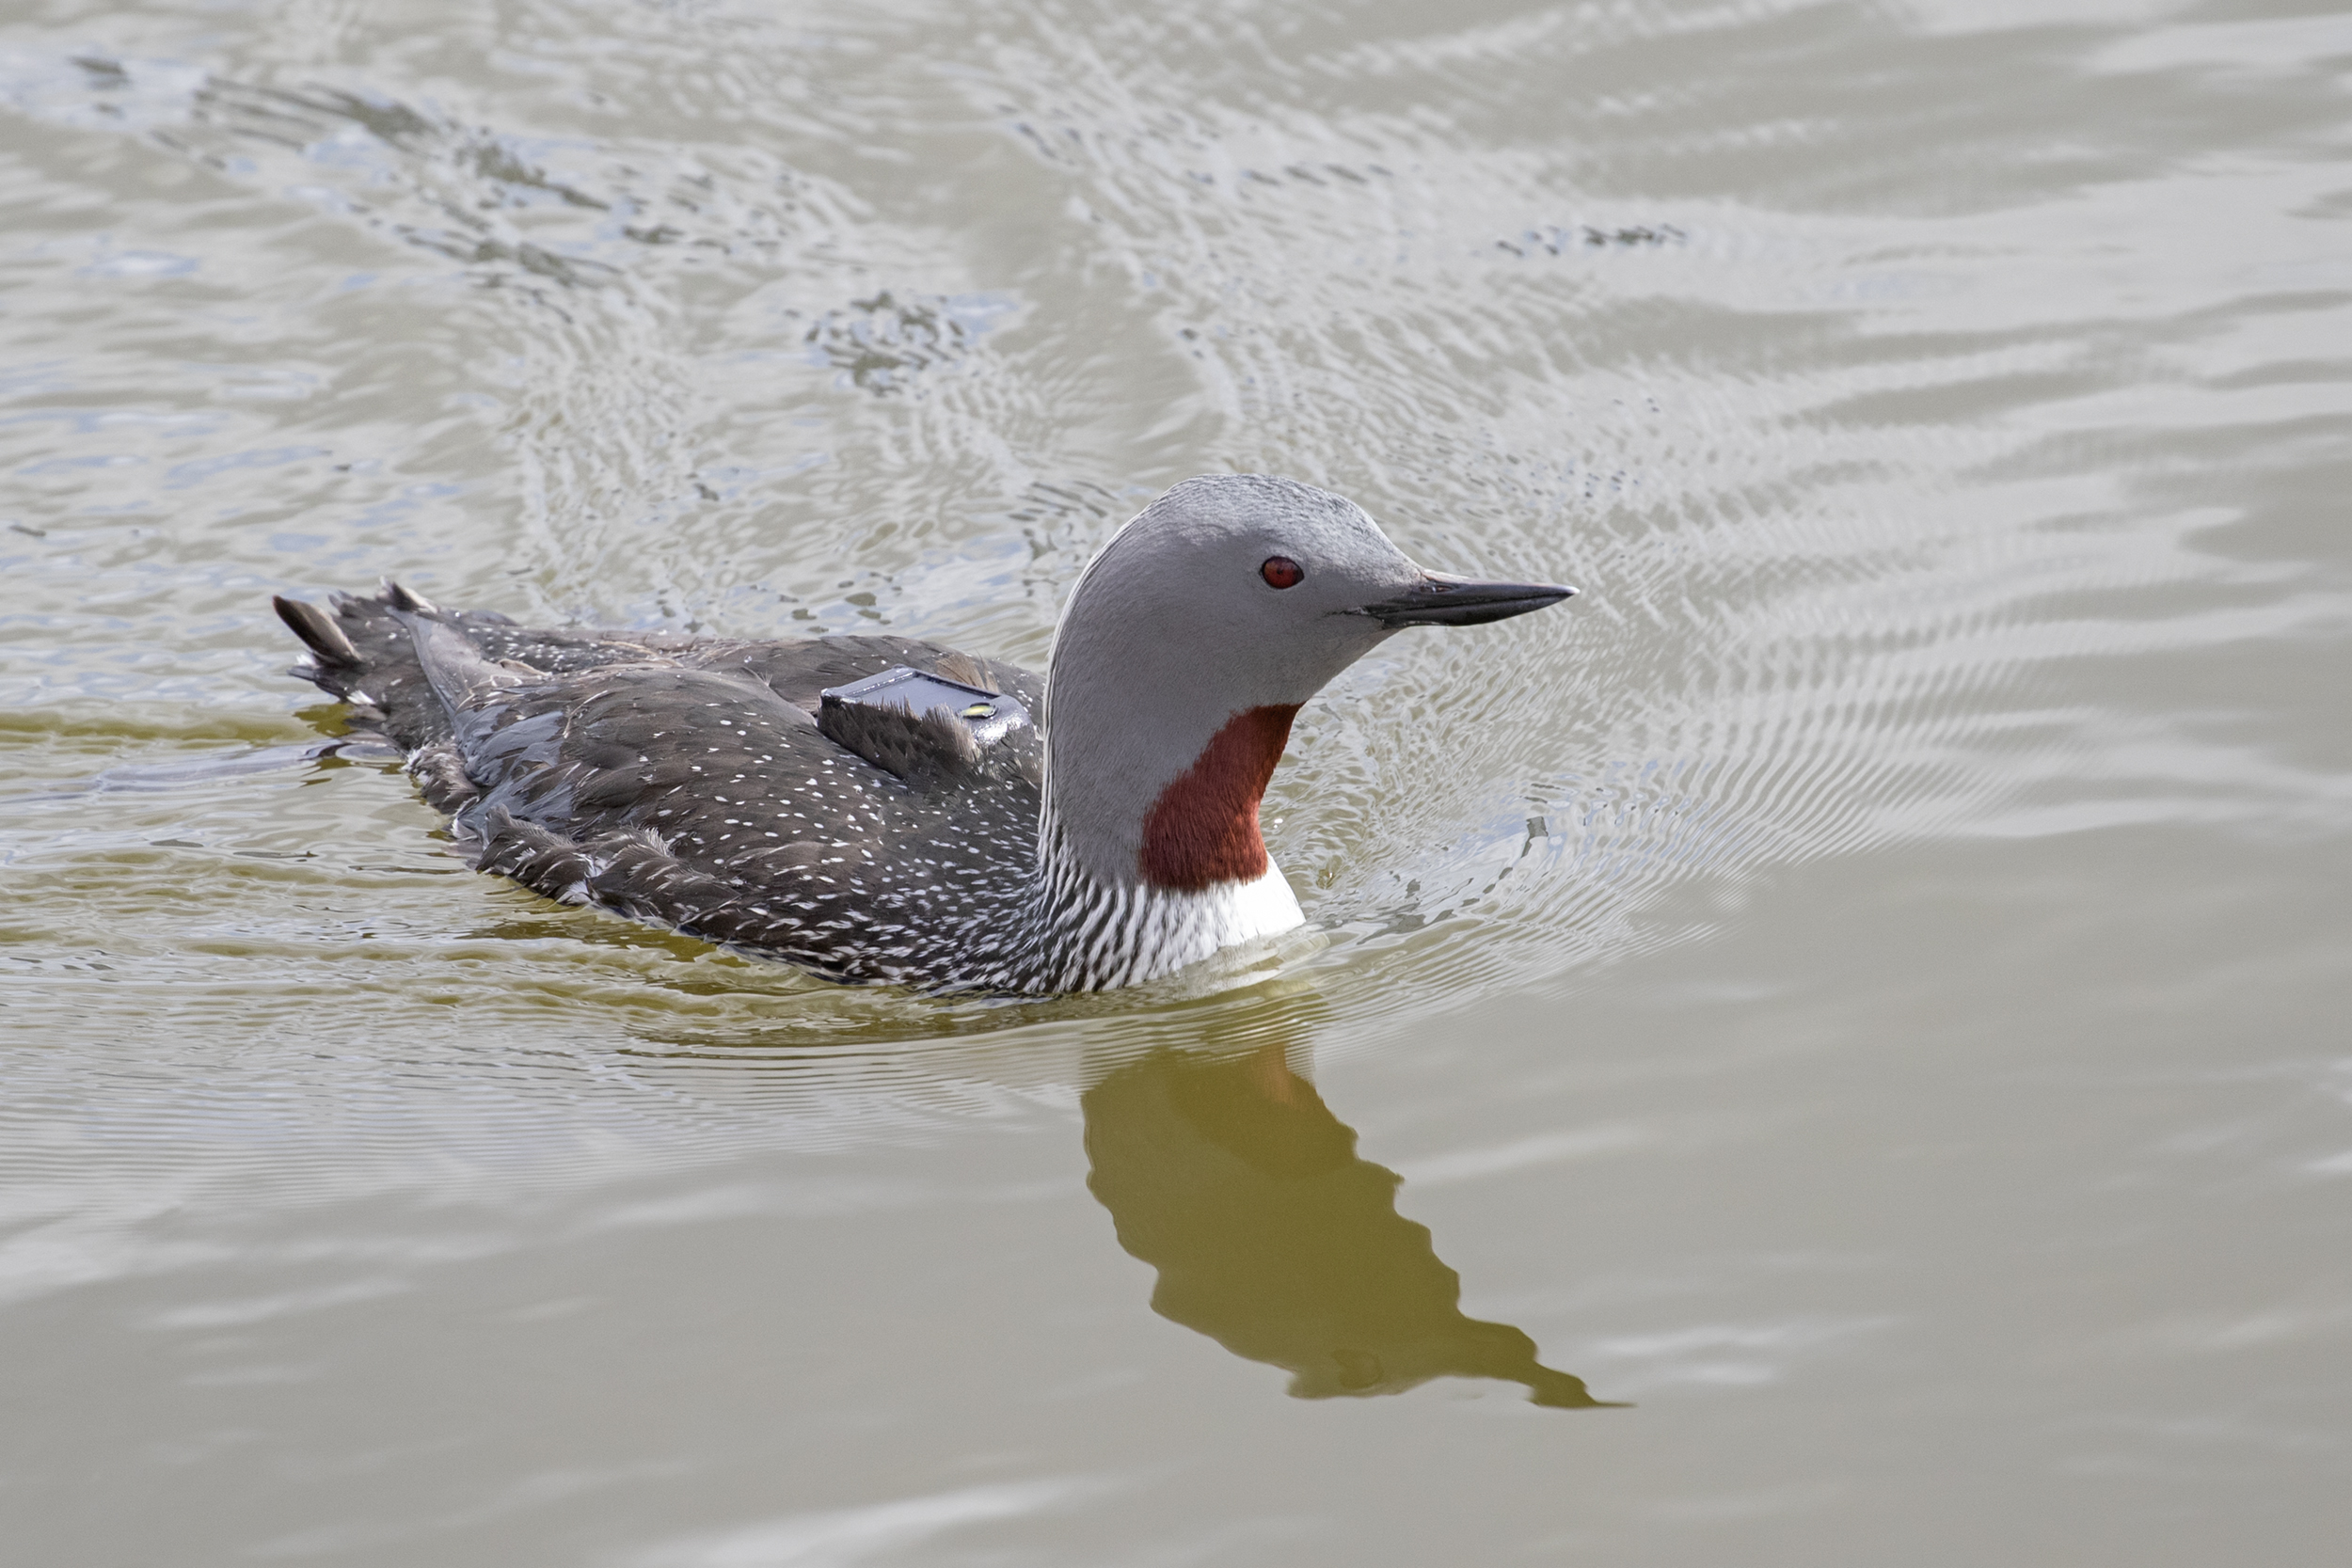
[1026,696,1309,990]
[1028,803,1305,991]
[1032,560,1315,989]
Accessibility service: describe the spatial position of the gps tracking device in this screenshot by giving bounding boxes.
[818,666,1032,746]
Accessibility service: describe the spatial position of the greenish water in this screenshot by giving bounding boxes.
[4,1,2348,1561]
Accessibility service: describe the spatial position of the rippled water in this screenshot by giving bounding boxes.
[5,1,2349,1561]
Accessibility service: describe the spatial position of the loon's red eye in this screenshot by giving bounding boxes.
[1261,556,1304,589]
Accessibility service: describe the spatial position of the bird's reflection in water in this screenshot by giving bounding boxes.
[1082,1036,1614,1408]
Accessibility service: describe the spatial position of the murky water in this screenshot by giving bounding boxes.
[5,0,2349,1560]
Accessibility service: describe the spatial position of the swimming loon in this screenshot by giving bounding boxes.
[274,475,1573,993]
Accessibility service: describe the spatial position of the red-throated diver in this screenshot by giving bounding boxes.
[274,475,1574,992]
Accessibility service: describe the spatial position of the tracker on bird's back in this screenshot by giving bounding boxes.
[819,667,1033,747]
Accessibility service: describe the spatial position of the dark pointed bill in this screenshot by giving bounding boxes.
[1355,572,1578,629]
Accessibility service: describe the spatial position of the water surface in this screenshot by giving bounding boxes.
[4,1,2349,1562]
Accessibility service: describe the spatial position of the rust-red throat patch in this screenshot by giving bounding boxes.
[1137,704,1301,893]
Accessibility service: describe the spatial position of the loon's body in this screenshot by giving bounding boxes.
[276,476,1571,993]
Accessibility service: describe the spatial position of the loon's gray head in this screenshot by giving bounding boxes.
[1042,474,1574,901]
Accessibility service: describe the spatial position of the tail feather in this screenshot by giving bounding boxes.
[273,594,359,670]
[380,578,440,617]
[274,581,457,752]
[276,578,667,757]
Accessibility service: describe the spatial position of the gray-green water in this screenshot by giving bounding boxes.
[4,1,2348,1561]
